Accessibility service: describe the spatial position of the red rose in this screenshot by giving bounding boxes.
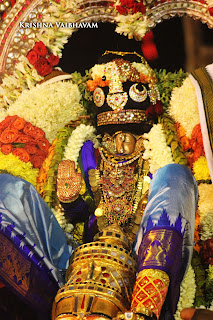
[0,115,18,131]
[1,144,12,155]
[24,142,37,155]
[23,123,45,140]
[12,148,30,162]
[154,101,164,116]
[47,53,59,67]
[120,0,134,8]
[37,138,50,153]
[36,149,47,157]
[12,117,26,131]
[26,49,38,65]
[30,155,45,168]
[15,134,31,143]
[209,7,213,16]
[132,2,146,13]
[116,5,128,14]
[145,105,155,118]
[0,128,19,143]
[33,41,48,57]
[34,57,53,76]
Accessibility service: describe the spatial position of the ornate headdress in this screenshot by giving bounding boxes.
[87,51,161,136]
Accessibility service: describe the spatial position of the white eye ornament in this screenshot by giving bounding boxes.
[93,87,105,107]
[129,83,148,103]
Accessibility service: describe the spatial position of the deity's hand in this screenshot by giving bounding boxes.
[57,159,82,203]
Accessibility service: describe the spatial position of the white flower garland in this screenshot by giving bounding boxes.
[63,124,99,167]
[7,80,84,143]
[169,77,200,137]
[198,184,213,241]
[143,123,174,174]
[115,13,148,40]
[174,265,196,320]
[0,56,43,109]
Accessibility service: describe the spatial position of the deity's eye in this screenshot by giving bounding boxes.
[129,83,147,103]
[93,87,105,107]
[102,76,106,81]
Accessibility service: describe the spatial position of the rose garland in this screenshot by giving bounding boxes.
[7,80,85,142]
[0,115,49,169]
[174,265,196,320]
[143,123,174,174]
[26,41,59,77]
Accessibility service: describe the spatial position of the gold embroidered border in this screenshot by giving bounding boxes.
[0,232,31,295]
[192,67,213,152]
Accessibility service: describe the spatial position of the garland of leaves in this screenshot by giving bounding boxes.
[191,250,207,307]
[159,113,188,165]
[155,69,188,111]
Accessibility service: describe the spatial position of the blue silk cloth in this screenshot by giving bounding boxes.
[0,174,73,315]
[134,164,198,317]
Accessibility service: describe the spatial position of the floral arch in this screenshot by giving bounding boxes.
[0,0,213,79]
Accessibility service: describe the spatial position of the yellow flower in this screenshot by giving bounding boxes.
[0,152,39,186]
[193,156,211,181]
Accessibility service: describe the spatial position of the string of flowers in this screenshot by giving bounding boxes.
[143,123,174,174]
[7,80,85,143]
[36,0,80,57]
[0,56,43,109]
[0,152,39,187]
[198,184,213,241]
[0,115,50,169]
[193,156,211,182]
[174,265,196,320]
[206,265,213,307]
[169,77,200,137]
[63,124,100,168]
[114,0,148,40]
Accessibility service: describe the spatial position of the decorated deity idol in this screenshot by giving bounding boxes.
[52,52,198,320]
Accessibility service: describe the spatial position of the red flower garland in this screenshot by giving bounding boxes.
[26,41,59,77]
[0,115,50,168]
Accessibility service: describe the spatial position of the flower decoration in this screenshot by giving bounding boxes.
[0,115,49,169]
[193,156,211,181]
[7,80,84,142]
[174,265,196,320]
[169,77,200,137]
[63,124,99,167]
[143,123,174,174]
[26,41,59,77]
[0,152,39,187]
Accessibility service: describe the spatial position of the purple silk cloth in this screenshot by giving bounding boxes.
[0,173,73,316]
[134,164,198,317]
[81,140,97,194]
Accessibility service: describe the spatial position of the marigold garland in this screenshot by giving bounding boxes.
[0,152,39,187]
[193,156,211,182]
